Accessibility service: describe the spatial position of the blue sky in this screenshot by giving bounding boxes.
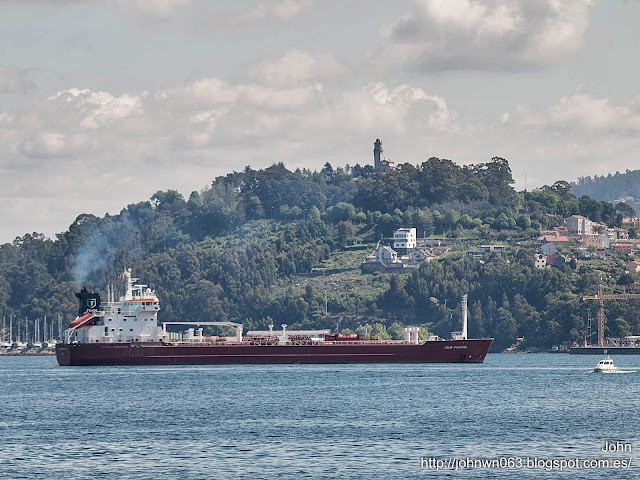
[1,0,639,242]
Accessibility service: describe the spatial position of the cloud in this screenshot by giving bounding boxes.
[473,87,640,189]
[10,39,640,243]
[377,0,593,73]
[517,87,640,132]
[0,50,465,239]
[116,0,192,15]
[233,0,314,24]
[331,83,458,136]
[249,49,344,86]
[0,0,192,15]
[48,88,145,129]
[1,58,459,159]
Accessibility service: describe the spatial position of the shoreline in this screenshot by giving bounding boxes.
[0,349,55,356]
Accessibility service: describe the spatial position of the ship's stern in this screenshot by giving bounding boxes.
[55,344,72,366]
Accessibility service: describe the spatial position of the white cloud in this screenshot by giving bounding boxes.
[377,0,593,73]
[249,49,344,86]
[517,87,640,132]
[117,0,192,15]
[233,0,314,24]
[4,44,639,244]
[48,88,145,129]
[0,70,459,240]
[331,83,458,136]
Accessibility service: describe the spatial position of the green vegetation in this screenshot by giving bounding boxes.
[1,159,639,351]
[572,169,640,214]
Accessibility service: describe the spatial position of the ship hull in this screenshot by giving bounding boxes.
[56,339,493,366]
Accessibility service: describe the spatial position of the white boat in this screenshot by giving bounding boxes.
[593,355,619,373]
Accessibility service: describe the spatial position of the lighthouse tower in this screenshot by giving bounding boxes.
[373,139,383,171]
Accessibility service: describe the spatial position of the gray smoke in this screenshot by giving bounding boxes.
[71,217,144,288]
[71,232,110,287]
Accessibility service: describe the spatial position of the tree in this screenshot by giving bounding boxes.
[245,196,264,219]
[387,322,405,340]
[615,202,635,219]
[542,180,575,201]
[493,307,517,350]
[472,157,518,207]
[335,221,356,248]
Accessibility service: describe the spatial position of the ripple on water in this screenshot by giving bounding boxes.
[1,354,639,479]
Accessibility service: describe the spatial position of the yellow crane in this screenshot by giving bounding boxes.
[583,284,640,346]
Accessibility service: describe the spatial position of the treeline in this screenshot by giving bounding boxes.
[572,169,640,214]
[376,254,640,351]
[0,158,638,349]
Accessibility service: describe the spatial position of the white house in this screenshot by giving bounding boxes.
[365,244,400,265]
[376,245,399,263]
[534,254,547,269]
[393,228,417,254]
[566,215,593,235]
[409,248,434,264]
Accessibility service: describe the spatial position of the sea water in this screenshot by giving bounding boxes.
[1,354,638,479]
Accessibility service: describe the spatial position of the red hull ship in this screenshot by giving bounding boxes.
[57,339,493,366]
[56,270,492,366]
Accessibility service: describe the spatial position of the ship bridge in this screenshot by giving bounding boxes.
[64,268,165,345]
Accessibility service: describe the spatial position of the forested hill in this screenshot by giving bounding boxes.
[2,158,639,352]
[572,169,640,213]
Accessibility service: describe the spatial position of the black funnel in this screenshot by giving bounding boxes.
[75,287,101,316]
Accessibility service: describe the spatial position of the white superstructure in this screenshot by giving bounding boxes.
[593,355,619,373]
[64,269,167,344]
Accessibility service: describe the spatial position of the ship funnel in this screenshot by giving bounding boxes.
[236,324,243,343]
[409,327,420,344]
[450,294,468,341]
[461,294,468,340]
[75,287,101,316]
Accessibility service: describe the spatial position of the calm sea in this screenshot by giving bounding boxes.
[1,354,638,479]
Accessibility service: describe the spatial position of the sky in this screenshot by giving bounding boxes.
[1,0,640,243]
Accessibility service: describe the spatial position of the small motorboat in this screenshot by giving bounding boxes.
[593,355,619,373]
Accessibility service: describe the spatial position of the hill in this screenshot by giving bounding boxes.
[1,158,639,352]
[572,170,640,215]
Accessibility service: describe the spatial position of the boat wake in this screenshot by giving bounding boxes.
[588,369,638,374]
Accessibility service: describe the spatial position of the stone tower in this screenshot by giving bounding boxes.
[373,138,383,171]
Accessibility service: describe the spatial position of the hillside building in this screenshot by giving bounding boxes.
[373,138,395,173]
[565,215,593,235]
[534,254,547,269]
[393,228,417,255]
[611,240,635,254]
[362,227,432,272]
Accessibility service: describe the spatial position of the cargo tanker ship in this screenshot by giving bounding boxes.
[56,270,493,366]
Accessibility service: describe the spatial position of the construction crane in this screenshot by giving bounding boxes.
[583,284,640,346]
